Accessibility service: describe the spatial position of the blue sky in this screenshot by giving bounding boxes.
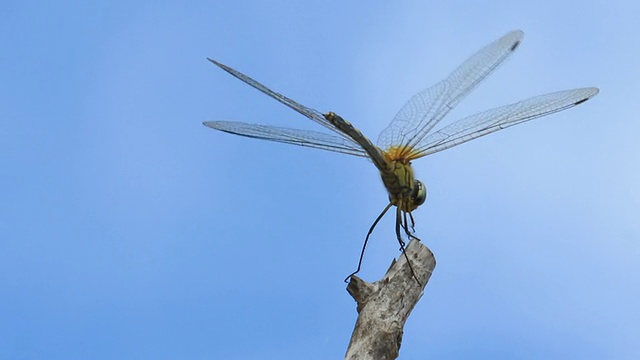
[1,1,639,359]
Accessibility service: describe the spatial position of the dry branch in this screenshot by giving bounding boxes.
[344,239,436,360]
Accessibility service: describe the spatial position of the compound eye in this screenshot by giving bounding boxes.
[412,180,427,206]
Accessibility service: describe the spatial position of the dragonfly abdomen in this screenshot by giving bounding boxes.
[323,112,390,173]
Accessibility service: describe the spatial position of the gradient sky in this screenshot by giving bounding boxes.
[2,1,639,359]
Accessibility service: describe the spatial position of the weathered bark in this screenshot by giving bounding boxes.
[344,239,436,360]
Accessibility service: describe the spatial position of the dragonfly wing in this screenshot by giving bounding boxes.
[208,59,354,143]
[377,30,524,152]
[203,121,369,158]
[412,87,599,157]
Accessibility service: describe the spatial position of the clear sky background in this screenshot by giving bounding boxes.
[1,1,638,359]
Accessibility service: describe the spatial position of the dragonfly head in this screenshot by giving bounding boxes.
[412,179,427,208]
[385,178,427,211]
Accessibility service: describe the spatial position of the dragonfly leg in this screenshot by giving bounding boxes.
[396,208,422,286]
[344,203,393,283]
[405,212,421,242]
[409,212,417,233]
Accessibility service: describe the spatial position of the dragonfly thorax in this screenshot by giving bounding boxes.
[381,161,427,212]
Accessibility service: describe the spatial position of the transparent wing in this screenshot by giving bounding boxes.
[203,121,369,157]
[208,58,356,144]
[410,87,599,158]
[377,30,524,151]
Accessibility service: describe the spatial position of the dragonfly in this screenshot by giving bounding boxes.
[204,30,598,285]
